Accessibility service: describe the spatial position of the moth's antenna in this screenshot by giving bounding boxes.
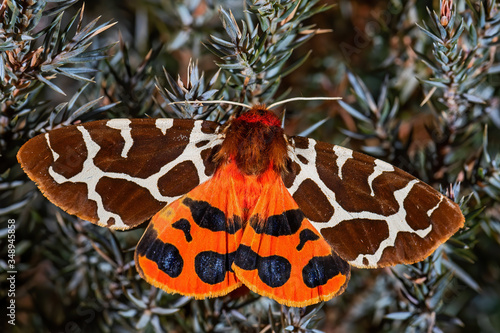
[268,97,342,109]
[281,108,287,128]
[168,100,253,109]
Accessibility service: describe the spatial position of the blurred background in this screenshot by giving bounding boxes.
[1,0,499,332]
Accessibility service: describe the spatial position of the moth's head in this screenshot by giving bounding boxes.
[236,105,281,128]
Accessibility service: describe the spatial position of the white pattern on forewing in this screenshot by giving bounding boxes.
[106,119,133,158]
[332,145,352,180]
[287,137,433,268]
[45,133,59,161]
[49,127,123,226]
[427,195,444,217]
[348,180,433,267]
[367,159,394,196]
[47,120,221,229]
[155,118,174,135]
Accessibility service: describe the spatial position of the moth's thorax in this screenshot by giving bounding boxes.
[215,106,289,176]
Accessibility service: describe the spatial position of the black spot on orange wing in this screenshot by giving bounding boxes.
[150,243,184,278]
[183,197,242,234]
[172,219,192,242]
[183,197,225,229]
[195,251,237,285]
[233,245,292,288]
[251,209,303,236]
[233,245,258,270]
[136,228,184,278]
[296,229,320,251]
[258,256,292,288]
[229,216,243,230]
[302,254,350,288]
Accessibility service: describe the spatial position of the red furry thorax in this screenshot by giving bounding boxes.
[236,106,281,127]
[214,105,288,176]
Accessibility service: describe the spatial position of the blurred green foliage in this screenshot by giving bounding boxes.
[1,0,499,332]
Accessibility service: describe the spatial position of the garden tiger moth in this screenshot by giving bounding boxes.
[17,103,464,307]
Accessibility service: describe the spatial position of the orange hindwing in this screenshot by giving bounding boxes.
[232,169,350,307]
[135,161,351,306]
[134,165,245,298]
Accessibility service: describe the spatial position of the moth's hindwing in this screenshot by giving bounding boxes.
[135,167,244,298]
[17,118,221,229]
[232,173,350,307]
[284,136,465,269]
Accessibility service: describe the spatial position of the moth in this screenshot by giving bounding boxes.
[17,102,464,307]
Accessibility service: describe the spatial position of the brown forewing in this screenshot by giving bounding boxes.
[285,136,464,268]
[17,118,221,229]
